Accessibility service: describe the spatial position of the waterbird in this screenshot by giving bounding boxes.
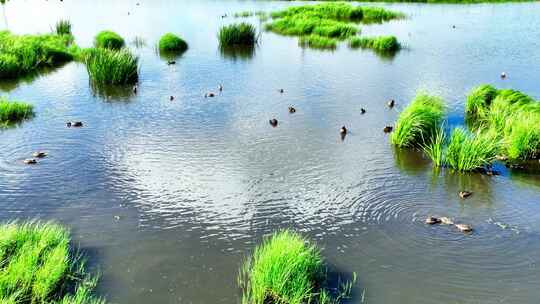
[269,118,278,127]
[32,152,47,158]
[133,85,138,94]
[167,61,176,65]
[455,223,473,233]
[278,89,284,94]
[459,191,472,199]
[388,99,395,108]
[340,126,347,135]
[440,217,454,225]
[361,108,366,114]
[288,106,296,113]
[383,126,393,133]
[23,159,37,165]
[501,72,507,79]
[170,96,175,101]
[218,84,223,91]
[205,92,215,98]
[67,121,83,128]
[425,216,441,225]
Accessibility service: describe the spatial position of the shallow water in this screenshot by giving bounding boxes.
[1,0,540,303]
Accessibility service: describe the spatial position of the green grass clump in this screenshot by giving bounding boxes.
[349,36,400,52]
[270,3,403,23]
[239,230,354,304]
[0,97,34,127]
[445,128,499,171]
[54,19,72,35]
[266,16,358,39]
[218,23,257,46]
[158,33,188,52]
[422,127,446,167]
[0,31,77,79]
[391,93,445,148]
[299,35,337,49]
[0,221,105,304]
[94,30,125,50]
[465,85,540,161]
[84,48,138,85]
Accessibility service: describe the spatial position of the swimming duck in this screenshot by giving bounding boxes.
[383,126,393,133]
[388,99,395,108]
[459,191,473,199]
[278,89,284,94]
[425,216,441,225]
[67,121,83,128]
[32,151,47,158]
[455,223,473,233]
[288,106,296,113]
[205,92,215,98]
[218,84,223,92]
[269,118,278,127]
[440,217,454,225]
[501,72,507,79]
[170,96,175,101]
[340,126,347,135]
[23,159,37,165]
[133,85,138,94]
[167,61,176,65]
[360,108,366,114]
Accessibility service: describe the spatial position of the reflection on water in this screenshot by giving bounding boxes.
[90,81,136,101]
[1,0,540,303]
[219,44,256,61]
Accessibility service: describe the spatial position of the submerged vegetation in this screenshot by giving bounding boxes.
[158,33,188,53]
[391,93,445,148]
[265,3,402,51]
[0,31,78,79]
[218,23,257,46]
[349,35,400,52]
[0,97,34,127]
[84,48,138,85]
[94,30,125,50]
[0,221,105,304]
[239,230,354,304]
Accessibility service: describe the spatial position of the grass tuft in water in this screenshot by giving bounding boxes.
[0,221,106,304]
[94,30,125,50]
[239,230,354,304]
[299,35,337,50]
[445,128,499,171]
[0,31,77,79]
[348,36,400,52]
[218,23,257,46]
[54,19,72,35]
[391,93,445,148]
[158,33,188,53]
[0,97,34,127]
[84,47,138,85]
[422,126,446,167]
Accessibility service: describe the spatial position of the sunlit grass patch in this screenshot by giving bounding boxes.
[445,128,499,171]
[299,35,337,49]
[0,97,34,127]
[54,19,72,35]
[348,35,400,52]
[94,30,125,50]
[158,33,188,53]
[239,230,355,304]
[218,23,257,46]
[0,221,105,304]
[84,47,138,85]
[391,93,445,148]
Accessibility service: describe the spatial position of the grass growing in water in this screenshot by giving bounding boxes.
[445,128,499,171]
[239,230,354,304]
[299,35,337,49]
[422,126,446,167]
[158,33,188,52]
[84,48,138,85]
[349,35,400,52]
[94,30,125,50]
[0,31,78,79]
[0,97,33,127]
[0,221,105,304]
[218,23,257,46]
[391,93,445,148]
[54,19,72,35]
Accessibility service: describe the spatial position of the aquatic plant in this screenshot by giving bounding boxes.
[0,221,105,304]
[299,35,337,49]
[422,126,446,167]
[391,93,445,148]
[158,33,188,52]
[94,30,125,50]
[348,36,400,52]
[0,97,34,127]
[0,31,77,78]
[218,23,257,46]
[266,15,358,39]
[445,128,499,171]
[54,19,72,35]
[239,230,355,304]
[84,47,138,85]
[465,84,498,120]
